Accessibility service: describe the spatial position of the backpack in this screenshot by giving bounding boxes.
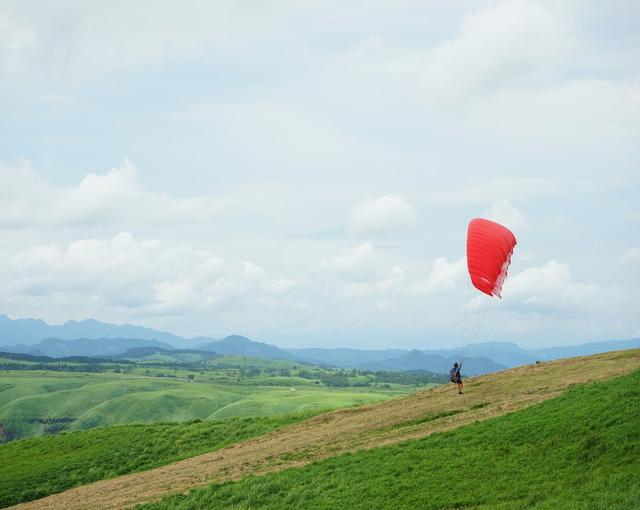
[449,367,458,383]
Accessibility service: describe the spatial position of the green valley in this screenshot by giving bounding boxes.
[0,353,442,441]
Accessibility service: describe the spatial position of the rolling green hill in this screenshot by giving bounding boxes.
[0,371,401,441]
[140,368,640,510]
[5,349,640,510]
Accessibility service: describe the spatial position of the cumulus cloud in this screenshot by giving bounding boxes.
[412,257,466,295]
[412,1,639,147]
[484,199,527,231]
[320,242,380,282]
[503,260,598,310]
[0,2,637,346]
[420,0,576,106]
[0,1,280,78]
[347,195,416,235]
[466,79,640,144]
[339,266,405,300]
[318,243,407,300]
[0,232,296,318]
[620,248,640,265]
[0,160,228,228]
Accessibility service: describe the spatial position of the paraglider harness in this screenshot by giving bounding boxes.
[450,364,462,384]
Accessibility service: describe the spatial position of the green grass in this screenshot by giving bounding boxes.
[0,412,318,508]
[0,371,401,440]
[138,370,640,510]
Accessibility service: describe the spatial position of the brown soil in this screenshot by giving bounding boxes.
[10,349,640,510]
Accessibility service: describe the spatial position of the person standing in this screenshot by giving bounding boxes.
[450,362,463,394]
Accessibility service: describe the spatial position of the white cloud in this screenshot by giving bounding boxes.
[420,0,576,106]
[176,102,352,162]
[423,178,623,210]
[0,160,228,228]
[320,242,379,282]
[466,78,640,144]
[262,278,298,295]
[376,299,393,313]
[0,1,281,78]
[152,280,196,314]
[334,36,427,105]
[484,199,527,231]
[347,195,416,235]
[424,178,564,207]
[412,1,639,149]
[620,248,640,265]
[339,266,404,300]
[318,243,407,300]
[412,257,466,295]
[0,2,638,346]
[0,232,295,318]
[504,260,598,310]
[0,8,38,77]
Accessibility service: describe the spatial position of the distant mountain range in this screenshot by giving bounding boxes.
[0,335,292,362]
[286,347,504,375]
[196,335,295,360]
[1,337,175,358]
[1,314,639,376]
[359,350,505,376]
[0,314,183,346]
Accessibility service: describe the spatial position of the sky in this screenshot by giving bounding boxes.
[0,0,638,349]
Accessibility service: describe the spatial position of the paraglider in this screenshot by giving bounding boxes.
[454,218,517,394]
[466,218,517,298]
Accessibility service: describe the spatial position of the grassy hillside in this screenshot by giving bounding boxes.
[0,371,405,441]
[9,349,639,510]
[0,413,314,508]
[140,369,640,510]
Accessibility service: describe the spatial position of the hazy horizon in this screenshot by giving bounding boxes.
[1,1,638,349]
[2,311,638,351]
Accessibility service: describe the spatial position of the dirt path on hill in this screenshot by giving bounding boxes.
[10,349,640,510]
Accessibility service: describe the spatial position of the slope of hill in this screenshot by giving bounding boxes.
[0,413,314,508]
[8,349,639,510]
[142,366,640,510]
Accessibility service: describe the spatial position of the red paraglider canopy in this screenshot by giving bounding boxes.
[466,218,517,298]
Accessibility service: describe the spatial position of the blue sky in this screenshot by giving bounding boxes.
[0,0,638,348]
